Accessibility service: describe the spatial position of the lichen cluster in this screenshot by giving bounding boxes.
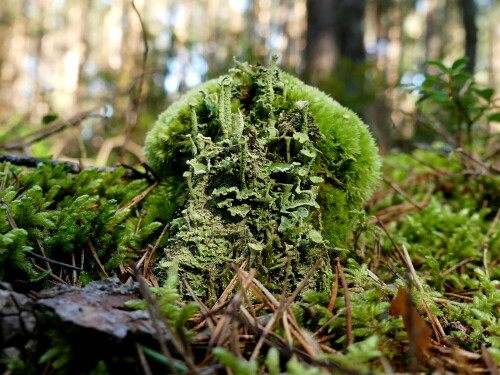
[144,57,381,300]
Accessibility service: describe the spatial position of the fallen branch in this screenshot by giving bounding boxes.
[0,153,152,180]
[0,111,104,151]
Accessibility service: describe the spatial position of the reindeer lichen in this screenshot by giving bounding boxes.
[144,58,381,301]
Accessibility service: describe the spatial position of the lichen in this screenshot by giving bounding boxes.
[144,57,381,301]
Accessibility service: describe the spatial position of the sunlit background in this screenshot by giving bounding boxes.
[0,0,498,164]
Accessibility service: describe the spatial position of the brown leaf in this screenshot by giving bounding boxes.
[389,286,432,358]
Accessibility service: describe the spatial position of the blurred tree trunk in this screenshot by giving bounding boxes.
[305,0,338,83]
[425,0,440,63]
[459,0,477,73]
[335,0,366,65]
[305,0,366,83]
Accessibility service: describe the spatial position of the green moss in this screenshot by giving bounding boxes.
[144,58,381,301]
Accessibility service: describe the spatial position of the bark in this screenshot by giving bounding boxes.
[305,0,366,83]
[305,0,338,82]
[334,0,367,65]
[459,0,478,73]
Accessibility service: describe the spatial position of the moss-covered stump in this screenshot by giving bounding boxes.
[145,57,381,301]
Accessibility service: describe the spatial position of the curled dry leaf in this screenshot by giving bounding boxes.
[389,286,432,358]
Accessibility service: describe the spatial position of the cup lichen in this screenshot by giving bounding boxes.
[144,57,381,301]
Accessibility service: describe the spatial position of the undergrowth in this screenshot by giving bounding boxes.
[0,57,499,374]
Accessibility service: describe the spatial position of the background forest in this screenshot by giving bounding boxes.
[1,0,499,160]
[0,1,499,374]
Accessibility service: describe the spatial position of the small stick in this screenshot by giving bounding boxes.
[282,258,322,311]
[117,181,158,213]
[135,343,153,375]
[377,218,405,264]
[87,239,109,278]
[481,344,500,375]
[26,251,81,271]
[0,164,9,192]
[182,277,216,330]
[327,265,339,312]
[441,257,475,276]
[143,223,169,277]
[336,258,352,346]
[383,176,425,210]
[401,244,445,340]
[211,260,247,310]
[432,297,464,306]
[0,111,103,150]
[312,308,345,338]
[133,265,198,374]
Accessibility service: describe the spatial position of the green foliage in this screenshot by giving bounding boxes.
[409,57,500,148]
[316,335,382,373]
[213,348,258,375]
[0,161,162,284]
[144,57,381,301]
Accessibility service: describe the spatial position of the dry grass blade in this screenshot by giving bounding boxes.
[401,245,445,340]
[237,268,279,309]
[377,218,405,264]
[441,257,475,276]
[133,265,198,374]
[0,164,8,192]
[87,239,109,278]
[208,268,256,349]
[383,176,425,210]
[212,259,248,310]
[312,308,345,338]
[182,277,216,330]
[481,344,500,375]
[117,180,158,213]
[336,257,352,346]
[143,223,169,276]
[135,343,153,375]
[327,265,339,312]
[283,258,322,311]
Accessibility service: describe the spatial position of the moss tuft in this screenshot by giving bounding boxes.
[144,58,381,301]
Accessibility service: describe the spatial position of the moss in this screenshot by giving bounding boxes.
[144,58,381,301]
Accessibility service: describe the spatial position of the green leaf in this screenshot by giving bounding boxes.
[430,91,449,102]
[426,60,448,72]
[451,57,469,73]
[488,113,500,122]
[42,113,58,125]
[475,88,494,101]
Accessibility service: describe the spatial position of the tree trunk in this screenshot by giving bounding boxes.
[305,0,338,83]
[334,0,367,65]
[305,0,366,83]
[459,0,477,73]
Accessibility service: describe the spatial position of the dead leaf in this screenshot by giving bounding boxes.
[389,286,432,358]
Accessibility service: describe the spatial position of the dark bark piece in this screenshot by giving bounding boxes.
[36,277,156,339]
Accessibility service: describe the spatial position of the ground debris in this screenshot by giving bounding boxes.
[35,277,156,339]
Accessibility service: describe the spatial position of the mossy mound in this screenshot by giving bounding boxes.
[144,57,381,301]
